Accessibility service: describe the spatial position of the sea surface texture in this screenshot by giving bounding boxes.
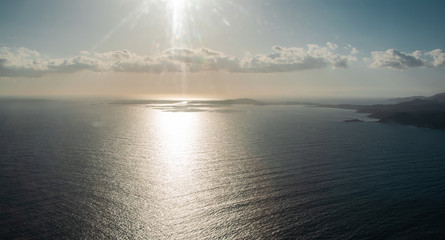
[1,99,445,239]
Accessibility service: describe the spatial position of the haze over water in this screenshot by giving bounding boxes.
[1,99,444,239]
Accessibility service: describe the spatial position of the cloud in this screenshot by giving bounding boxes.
[0,47,103,77]
[351,48,359,55]
[327,42,338,50]
[343,44,359,55]
[428,49,445,67]
[0,47,46,77]
[0,44,356,77]
[369,48,445,70]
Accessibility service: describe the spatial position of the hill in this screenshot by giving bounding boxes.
[324,93,445,129]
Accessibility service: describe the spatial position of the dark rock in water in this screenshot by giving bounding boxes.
[344,119,364,123]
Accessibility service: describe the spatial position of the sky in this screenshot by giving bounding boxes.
[0,0,445,99]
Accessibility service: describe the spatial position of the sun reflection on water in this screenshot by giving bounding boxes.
[151,110,207,234]
[135,107,280,238]
[154,111,200,169]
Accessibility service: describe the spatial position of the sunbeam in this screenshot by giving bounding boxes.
[167,0,189,48]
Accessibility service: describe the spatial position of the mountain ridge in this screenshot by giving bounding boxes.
[329,93,445,129]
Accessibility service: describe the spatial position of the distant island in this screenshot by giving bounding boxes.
[111,93,445,129]
[189,98,265,106]
[111,98,264,106]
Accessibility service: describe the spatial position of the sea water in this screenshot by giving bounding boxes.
[1,99,444,239]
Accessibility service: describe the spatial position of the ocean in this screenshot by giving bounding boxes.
[1,99,444,239]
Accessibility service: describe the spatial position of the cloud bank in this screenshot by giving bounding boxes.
[0,43,356,77]
[370,48,445,70]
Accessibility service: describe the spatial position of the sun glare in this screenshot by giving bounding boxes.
[167,0,189,47]
[153,109,201,173]
[168,0,187,9]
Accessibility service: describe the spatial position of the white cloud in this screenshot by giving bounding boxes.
[369,48,445,70]
[0,44,356,77]
[246,44,356,72]
[428,49,445,67]
[351,48,359,55]
[0,47,46,77]
[327,42,338,50]
[343,44,359,55]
